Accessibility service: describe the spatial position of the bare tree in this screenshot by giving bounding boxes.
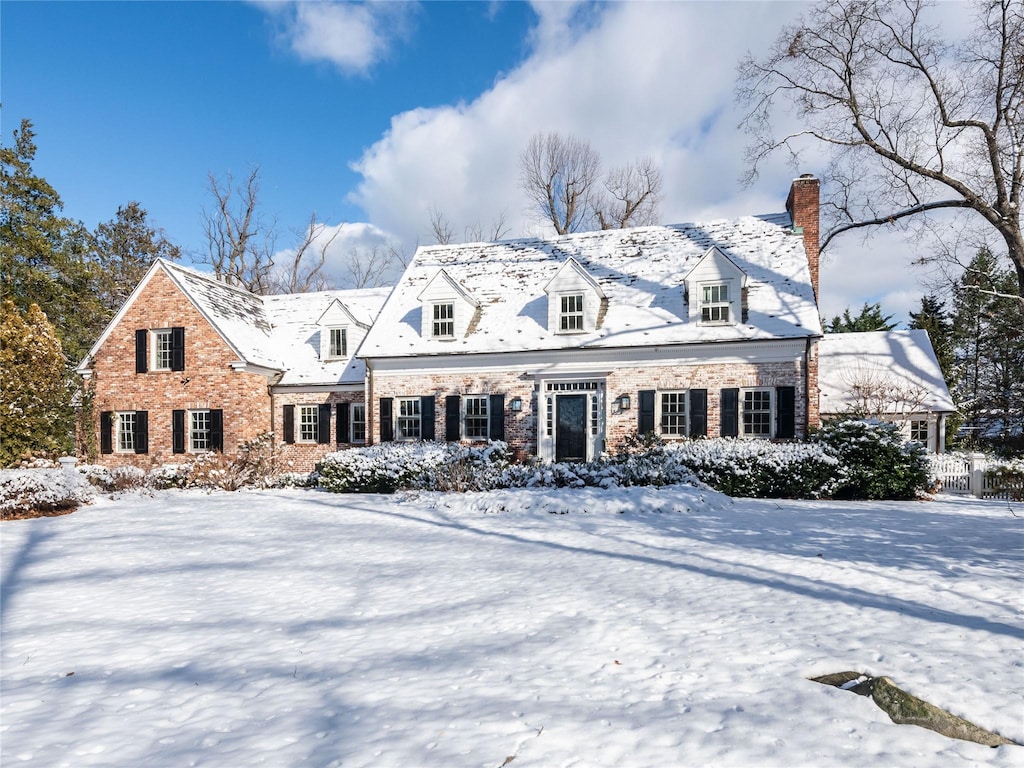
[737,0,1024,302]
[200,167,276,292]
[276,214,342,294]
[428,205,511,245]
[595,157,663,230]
[338,242,406,288]
[839,364,933,420]
[428,205,455,245]
[519,132,603,234]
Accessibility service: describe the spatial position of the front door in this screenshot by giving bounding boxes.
[555,394,587,462]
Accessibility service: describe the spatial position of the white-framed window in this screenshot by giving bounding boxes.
[116,411,136,452]
[910,419,928,443]
[190,410,211,452]
[659,391,688,436]
[396,397,422,439]
[432,303,455,338]
[152,329,173,370]
[351,404,366,443]
[742,389,772,437]
[328,327,348,358]
[700,283,731,324]
[463,395,489,440]
[299,405,319,443]
[559,294,585,332]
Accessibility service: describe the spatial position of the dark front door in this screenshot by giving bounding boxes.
[555,394,587,462]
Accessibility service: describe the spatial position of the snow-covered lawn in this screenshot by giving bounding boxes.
[2,487,1022,767]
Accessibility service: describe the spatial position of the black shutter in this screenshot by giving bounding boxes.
[775,386,796,439]
[135,330,147,374]
[380,398,394,442]
[489,394,505,441]
[317,404,332,444]
[135,411,149,454]
[209,409,224,452]
[689,389,708,437]
[445,395,461,441]
[337,403,350,443]
[170,327,185,371]
[172,409,186,454]
[421,396,435,441]
[638,390,655,435]
[720,388,739,437]
[283,405,295,444]
[100,411,113,454]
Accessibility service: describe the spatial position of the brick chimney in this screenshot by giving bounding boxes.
[785,174,820,302]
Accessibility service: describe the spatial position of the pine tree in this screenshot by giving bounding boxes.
[950,250,1024,454]
[0,301,76,465]
[825,302,897,333]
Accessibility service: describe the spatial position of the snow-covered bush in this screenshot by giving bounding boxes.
[812,418,930,499]
[82,464,148,492]
[660,437,842,499]
[318,441,511,493]
[0,468,94,518]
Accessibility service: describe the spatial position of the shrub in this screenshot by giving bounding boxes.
[83,464,148,492]
[812,418,930,499]
[660,437,842,499]
[984,457,1024,501]
[0,468,95,519]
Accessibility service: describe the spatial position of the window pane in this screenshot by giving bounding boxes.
[191,410,210,451]
[351,404,366,443]
[329,328,347,357]
[117,412,135,452]
[432,303,454,337]
[153,330,172,369]
[560,294,584,331]
[742,390,771,436]
[464,396,489,440]
[299,405,319,442]
[660,392,687,435]
[397,398,421,439]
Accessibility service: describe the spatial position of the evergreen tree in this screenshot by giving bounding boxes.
[950,250,1024,454]
[0,119,103,361]
[0,301,76,465]
[92,201,181,314]
[825,302,897,333]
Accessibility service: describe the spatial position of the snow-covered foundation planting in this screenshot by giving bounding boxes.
[2,487,1022,766]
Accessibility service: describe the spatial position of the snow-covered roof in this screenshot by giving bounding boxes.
[81,260,389,387]
[360,214,823,359]
[818,330,955,415]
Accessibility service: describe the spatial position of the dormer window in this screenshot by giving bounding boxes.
[700,283,731,324]
[432,302,455,338]
[327,327,348,358]
[559,294,585,332]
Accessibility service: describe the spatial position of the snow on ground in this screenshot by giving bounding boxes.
[2,486,1022,767]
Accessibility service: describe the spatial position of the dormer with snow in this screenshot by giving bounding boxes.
[417,269,479,340]
[544,257,606,334]
[683,247,747,326]
[317,298,368,361]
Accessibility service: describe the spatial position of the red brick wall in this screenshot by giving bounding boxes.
[273,391,367,470]
[786,175,821,301]
[88,269,272,468]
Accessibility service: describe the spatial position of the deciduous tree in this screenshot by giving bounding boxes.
[738,0,1024,303]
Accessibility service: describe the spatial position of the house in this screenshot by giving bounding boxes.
[357,176,825,462]
[818,330,955,452]
[76,259,390,469]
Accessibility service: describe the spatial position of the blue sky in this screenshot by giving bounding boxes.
[1,1,947,321]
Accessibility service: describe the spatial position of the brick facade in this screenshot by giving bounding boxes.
[87,270,271,468]
[272,390,367,469]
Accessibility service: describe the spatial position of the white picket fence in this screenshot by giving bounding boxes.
[928,453,1022,499]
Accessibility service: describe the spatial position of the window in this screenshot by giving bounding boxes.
[700,284,730,324]
[463,396,489,440]
[742,389,772,437]
[116,411,136,452]
[152,329,173,370]
[351,404,366,443]
[328,327,348,358]
[559,294,584,332]
[432,303,455,338]
[299,405,319,442]
[396,397,422,439]
[910,419,928,443]
[190,410,211,452]
[659,392,687,436]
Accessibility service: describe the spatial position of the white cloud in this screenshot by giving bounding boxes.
[266,1,415,75]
